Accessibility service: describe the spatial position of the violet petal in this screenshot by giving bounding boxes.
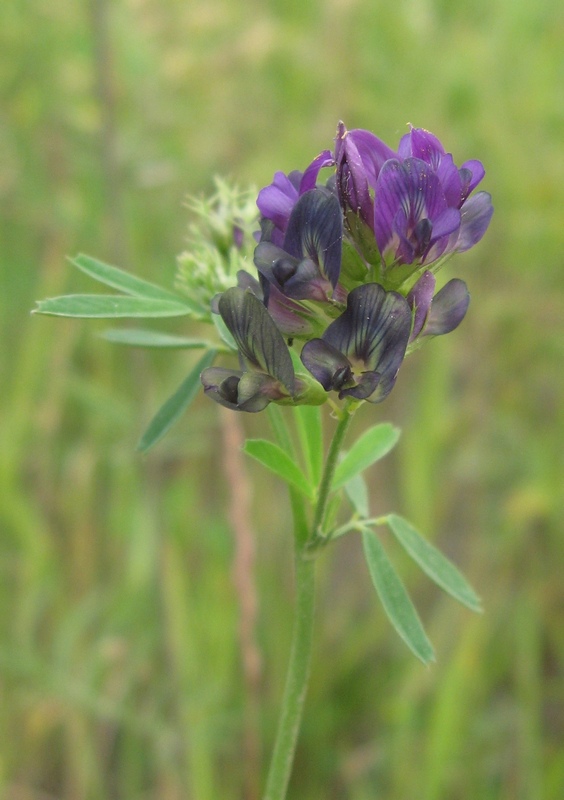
[283,188,343,287]
[423,279,470,336]
[218,287,295,392]
[300,338,352,392]
[322,283,411,401]
[299,150,335,193]
[456,192,494,252]
[257,171,298,231]
[407,270,436,339]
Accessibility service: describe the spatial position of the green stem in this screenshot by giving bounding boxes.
[310,409,354,541]
[262,551,316,800]
[263,406,355,800]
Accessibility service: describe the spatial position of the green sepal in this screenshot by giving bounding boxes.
[361,529,435,664]
[385,514,483,613]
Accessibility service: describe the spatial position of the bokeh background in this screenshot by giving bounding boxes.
[2,0,563,798]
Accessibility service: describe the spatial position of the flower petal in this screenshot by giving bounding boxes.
[237,372,282,411]
[407,270,436,339]
[398,127,445,169]
[437,153,464,207]
[423,279,470,336]
[374,158,448,261]
[347,129,397,188]
[257,171,298,232]
[460,159,485,194]
[254,241,335,303]
[299,150,335,193]
[335,122,374,226]
[200,367,275,413]
[456,192,494,252]
[339,370,381,401]
[218,287,295,392]
[283,188,343,287]
[201,366,244,410]
[323,283,411,401]
[300,338,353,392]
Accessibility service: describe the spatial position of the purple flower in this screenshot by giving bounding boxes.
[254,187,344,304]
[257,151,334,247]
[201,287,296,412]
[407,270,470,341]
[374,127,493,267]
[300,283,411,403]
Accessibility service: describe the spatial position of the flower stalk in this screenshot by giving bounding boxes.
[263,405,355,800]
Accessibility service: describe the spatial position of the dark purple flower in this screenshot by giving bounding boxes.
[234,269,320,337]
[257,151,334,247]
[201,287,295,412]
[254,188,343,304]
[407,270,470,340]
[300,283,411,403]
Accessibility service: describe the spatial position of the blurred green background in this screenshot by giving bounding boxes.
[1,0,563,798]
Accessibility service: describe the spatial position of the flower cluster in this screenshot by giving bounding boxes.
[201,123,493,412]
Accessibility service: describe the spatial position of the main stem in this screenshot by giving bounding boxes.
[263,409,354,800]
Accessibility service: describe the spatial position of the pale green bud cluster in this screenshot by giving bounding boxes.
[175,177,258,320]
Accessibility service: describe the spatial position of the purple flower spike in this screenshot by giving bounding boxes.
[301,283,412,403]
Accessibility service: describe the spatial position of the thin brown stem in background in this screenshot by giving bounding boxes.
[220,408,262,800]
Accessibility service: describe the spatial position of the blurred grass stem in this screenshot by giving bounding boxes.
[220,408,262,800]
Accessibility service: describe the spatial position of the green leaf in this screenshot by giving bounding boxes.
[137,350,216,452]
[33,295,194,319]
[293,404,323,484]
[243,439,314,500]
[100,328,212,349]
[332,423,400,490]
[344,472,369,519]
[70,253,186,303]
[361,528,435,663]
[386,514,483,613]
